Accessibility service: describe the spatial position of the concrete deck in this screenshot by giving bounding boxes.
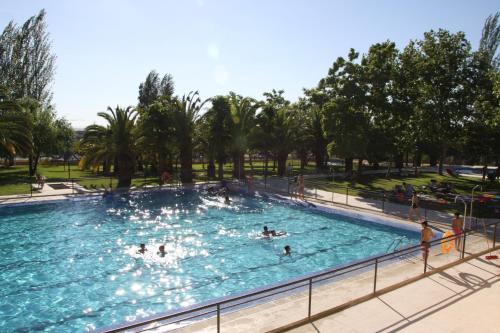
[288,249,500,333]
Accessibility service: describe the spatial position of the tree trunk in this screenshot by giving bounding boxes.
[345,157,353,176]
[264,152,269,177]
[357,158,363,175]
[232,152,245,179]
[217,161,224,180]
[207,157,215,178]
[180,144,193,183]
[117,155,133,188]
[438,147,446,175]
[277,152,288,177]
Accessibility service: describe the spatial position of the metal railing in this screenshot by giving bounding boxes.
[97,219,500,333]
[263,176,499,222]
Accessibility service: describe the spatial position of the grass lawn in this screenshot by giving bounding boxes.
[2,161,497,200]
[309,172,499,197]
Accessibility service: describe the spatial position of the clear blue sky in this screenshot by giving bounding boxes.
[1,0,498,128]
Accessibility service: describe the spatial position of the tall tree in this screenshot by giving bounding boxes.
[0,9,56,107]
[414,30,473,174]
[479,12,500,68]
[228,92,257,179]
[81,106,137,187]
[0,87,32,159]
[321,49,370,174]
[172,91,207,183]
[203,95,232,180]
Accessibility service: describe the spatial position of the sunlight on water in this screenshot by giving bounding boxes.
[0,189,419,332]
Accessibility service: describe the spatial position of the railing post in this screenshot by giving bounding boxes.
[308,278,312,318]
[461,232,467,259]
[331,191,334,203]
[382,193,385,212]
[315,188,317,199]
[217,304,220,333]
[373,258,378,293]
[493,224,497,248]
[30,179,33,197]
[346,187,349,206]
[424,248,428,273]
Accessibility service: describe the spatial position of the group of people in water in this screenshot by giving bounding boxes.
[137,243,167,257]
[136,225,292,259]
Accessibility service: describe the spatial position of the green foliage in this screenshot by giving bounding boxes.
[80,106,137,187]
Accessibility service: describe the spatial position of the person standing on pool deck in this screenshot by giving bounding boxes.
[298,174,304,199]
[451,212,464,250]
[408,192,420,221]
[420,221,435,261]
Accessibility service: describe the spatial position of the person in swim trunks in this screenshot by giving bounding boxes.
[451,212,463,249]
[408,192,421,221]
[420,221,435,261]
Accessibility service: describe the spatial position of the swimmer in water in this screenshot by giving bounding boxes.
[284,245,291,256]
[137,243,147,254]
[262,226,277,237]
[157,245,166,257]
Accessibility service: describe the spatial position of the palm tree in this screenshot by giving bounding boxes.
[0,87,32,160]
[228,92,257,179]
[273,107,297,176]
[172,91,207,183]
[203,95,232,180]
[80,106,137,188]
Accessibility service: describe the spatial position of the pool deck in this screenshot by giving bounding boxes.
[286,249,500,333]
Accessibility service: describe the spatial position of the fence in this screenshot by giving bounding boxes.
[256,175,499,222]
[98,219,499,333]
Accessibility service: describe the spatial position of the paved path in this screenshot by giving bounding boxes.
[288,250,500,333]
[256,177,499,228]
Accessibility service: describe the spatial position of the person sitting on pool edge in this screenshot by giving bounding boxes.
[157,245,166,257]
[262,226,277,237]
[137,243,147,254]
[284,245,291,256]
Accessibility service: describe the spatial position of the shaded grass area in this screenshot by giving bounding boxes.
[0,160,322,195]
[306,172,500,217]
[310,172,499,197]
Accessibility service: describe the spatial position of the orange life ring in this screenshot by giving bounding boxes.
[441,231,455,254]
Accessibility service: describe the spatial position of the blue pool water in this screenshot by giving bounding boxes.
[0,190,420,332]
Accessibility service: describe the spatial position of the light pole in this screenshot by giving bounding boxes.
[470,185,482,228]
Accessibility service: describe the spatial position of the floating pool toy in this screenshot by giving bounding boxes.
[440,231,455,254]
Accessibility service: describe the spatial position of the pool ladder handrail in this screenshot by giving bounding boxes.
[386,236,405,253]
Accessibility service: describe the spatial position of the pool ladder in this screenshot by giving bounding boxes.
[386,236,405,253]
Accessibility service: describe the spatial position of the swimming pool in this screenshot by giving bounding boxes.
[0,189,420,332]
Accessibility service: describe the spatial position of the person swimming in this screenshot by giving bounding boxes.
[157,245,166,257]
[262,226,277,237]
[137,243,147,254]
[283,245,291,256]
